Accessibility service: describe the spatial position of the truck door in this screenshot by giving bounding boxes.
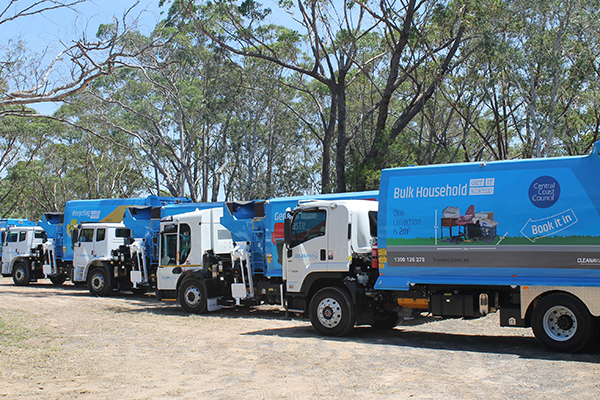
[73,228,95,281]
[16,230,29,256]
[1,231,18,274]
[284,208,328,292]
[157,223,191,291]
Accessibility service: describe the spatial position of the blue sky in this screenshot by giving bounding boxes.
[3,0,297,115]
[3,0,165,114]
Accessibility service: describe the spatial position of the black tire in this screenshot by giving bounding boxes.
[12,262,30,286]
[179,279,208,314]
[371,310,400,330]
[531,293,595,353]
[87,268,112,297]
[309,287,355,336]
[49,275,66,286]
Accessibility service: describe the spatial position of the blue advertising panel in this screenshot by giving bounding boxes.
[377,144,600,289]
[60,196,189,261]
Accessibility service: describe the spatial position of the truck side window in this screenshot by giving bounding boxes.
[34,231,47,240]
[79,229,94,243]
[368,211,378,237]
[19,231,26,242]
[179,224,191,264]
[116,228,131,238]
[96,228,106,242]
[6,232,17,243]
[290,210,326,247]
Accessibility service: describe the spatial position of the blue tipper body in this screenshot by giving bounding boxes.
[40,195,190,262]
[376,141,600,290]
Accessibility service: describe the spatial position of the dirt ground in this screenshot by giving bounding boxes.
[0,279,599,400]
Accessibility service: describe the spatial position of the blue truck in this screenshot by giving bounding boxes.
[282,142,600,352]
[1,196,188,288]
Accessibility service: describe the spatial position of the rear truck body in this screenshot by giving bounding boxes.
[167,191,377,313]
[1,196,189,287]
[283,141,600,352]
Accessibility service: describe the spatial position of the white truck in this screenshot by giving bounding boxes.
[1,226,52,285]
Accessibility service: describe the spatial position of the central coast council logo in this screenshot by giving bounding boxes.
[529,176,560,208]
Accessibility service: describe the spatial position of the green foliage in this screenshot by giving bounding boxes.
[3,0,599,216]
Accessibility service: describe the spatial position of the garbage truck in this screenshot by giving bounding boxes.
[282,142,600,352]
[88,202,225,296]
[1,196,188,287]
[151,191,378,312]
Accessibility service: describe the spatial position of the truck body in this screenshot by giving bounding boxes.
[282,142,600,352]
[156,191,378,313]
[1,196,189,287]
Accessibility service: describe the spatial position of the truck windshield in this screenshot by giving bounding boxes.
[290,210,326,247]
[6,232,17,243]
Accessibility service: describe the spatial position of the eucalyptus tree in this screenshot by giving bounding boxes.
[165,0,389,193]
[222,56,319,200]
[489,0,600,157]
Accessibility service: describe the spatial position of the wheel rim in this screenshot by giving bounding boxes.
[184,286,202,307]
[317,297,343,328]
[15,268,25,282]
[542,305,577,342]
[91,273,105,292]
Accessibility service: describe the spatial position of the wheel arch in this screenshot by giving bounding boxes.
[84,260,112,282]
[10,256,31,273]
[299,272,348,308]
[522,287,600,323]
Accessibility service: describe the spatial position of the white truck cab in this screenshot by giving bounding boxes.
[283,200,378,294]
[156,208,233,297]
[1,226,48,285]
[71,222,132,294]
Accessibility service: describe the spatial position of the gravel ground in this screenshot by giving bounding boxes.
[0,278,599,399]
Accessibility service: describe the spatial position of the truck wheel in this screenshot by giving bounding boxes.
[12,262,30,286]
[87,268,112,297]
[50,276,66,286]
[309,287,355,336]
[179,279,208,314]
[531,293,594,353]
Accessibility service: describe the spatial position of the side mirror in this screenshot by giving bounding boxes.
[71,229,79,247]
[283,218,292,247]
